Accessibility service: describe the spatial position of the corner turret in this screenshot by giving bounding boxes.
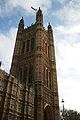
[10,17,24,77]
[48,23,53,33]
[47,23,54,61]
[16,17,24,38]
[47,23,53,40]
[18,17,24,31]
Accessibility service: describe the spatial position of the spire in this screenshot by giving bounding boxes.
[48,23,52,30]
[38,7,42,13]
[48,22,53,34]
[36,7,43,25]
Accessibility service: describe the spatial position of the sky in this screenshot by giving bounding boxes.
[0,0,80,112]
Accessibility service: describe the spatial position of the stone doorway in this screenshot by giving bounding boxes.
[44,105,53,120]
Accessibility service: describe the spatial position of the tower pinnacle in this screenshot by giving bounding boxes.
[48,23,52,30]
[18,17,24,30]
[36,7,43,25]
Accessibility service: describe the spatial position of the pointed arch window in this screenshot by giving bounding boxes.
[46,68,48,87]
[48,45,50,57]
[26,40,30,52]
[49,71,51,89]
[21,42,25,54]
[28,65,34,84]
[43,67,45,83]
[23,67,27,83]
[19,68,22,81]
[31,38,34,50]
[4,112,8,120]
[45,43,47,55]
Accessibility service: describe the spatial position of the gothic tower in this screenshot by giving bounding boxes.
[10,7,60,120]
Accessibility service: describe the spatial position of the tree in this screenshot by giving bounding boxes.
[61,109,80,120]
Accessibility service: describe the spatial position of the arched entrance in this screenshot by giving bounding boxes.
[44,105,53,120]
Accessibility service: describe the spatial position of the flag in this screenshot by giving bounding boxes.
[31,6,37,11]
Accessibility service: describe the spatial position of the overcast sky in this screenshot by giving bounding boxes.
[0,0,80,112]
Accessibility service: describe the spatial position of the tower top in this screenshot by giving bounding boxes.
[48,23,52,29]
[38,7,42,12]
[18,17,24,30]
[36,7,42,15]
[19,17,24,24]
[36,7,43,25]
[21,17,23,20]
[48,22,53,33]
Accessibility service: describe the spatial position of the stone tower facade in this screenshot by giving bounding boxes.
[10,7,60,120]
